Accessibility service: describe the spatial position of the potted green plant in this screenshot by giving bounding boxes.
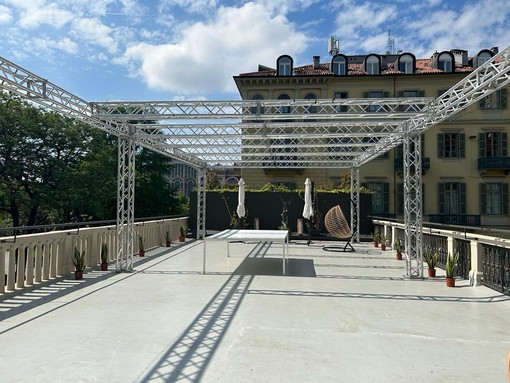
[72,246,86,280]
[179,226,186,242]
[100,243,108,271]
[393,239,403,260]
[138,235,145,257]
[423,247,438,277]
[445,251,459,287]
[165,231,171,247]
[372,231,380,247]
[379,233,387,251]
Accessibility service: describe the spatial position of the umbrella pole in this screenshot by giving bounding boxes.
[307,217,312,246]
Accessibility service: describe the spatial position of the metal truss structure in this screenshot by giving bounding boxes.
[1,45,510,276]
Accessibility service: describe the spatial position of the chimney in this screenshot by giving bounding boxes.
[313,56,320,69]
[491,46,499,54]
[450,49,468,66]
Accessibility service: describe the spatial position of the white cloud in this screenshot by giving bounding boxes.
[72,17,119,53]
[0,5,13,24]
[122,2,310,96]
[33,36,79,55]
[159,0,219,14]
[14,1,74,29]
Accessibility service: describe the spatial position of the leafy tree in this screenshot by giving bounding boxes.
[0,94,91,226]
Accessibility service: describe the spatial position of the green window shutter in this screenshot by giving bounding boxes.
[383,183,390,213]
[479,133,486,157]
[501,132,507,156]
[397,183,404,215]
[499,88,507,109]
[397,91,404,97]
[438,183,445,213]
[480,183,487,214]
[418,90,425,97]
[503,183,509,214]
[459,133,465,157]
[460,183,467,214]
[479,96,486,109]
[383,91,390,98]
[437,133,444,158]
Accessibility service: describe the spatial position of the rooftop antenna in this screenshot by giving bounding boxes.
[328,36,339,56]
[387,30,395,54]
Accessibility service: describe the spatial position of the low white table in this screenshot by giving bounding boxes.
[202,229,289,274]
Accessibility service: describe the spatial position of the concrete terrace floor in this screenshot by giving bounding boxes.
[1,239,510,383]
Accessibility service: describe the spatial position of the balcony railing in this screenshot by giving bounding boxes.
[429,214,481,226]
[394,157,430,175]
[477,156,510,173]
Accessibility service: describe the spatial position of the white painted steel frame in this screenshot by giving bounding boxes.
[116,135,136,271]
[350,167,360,243]
[1,46,510,277]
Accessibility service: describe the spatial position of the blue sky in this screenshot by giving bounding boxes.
[1,0,510,102]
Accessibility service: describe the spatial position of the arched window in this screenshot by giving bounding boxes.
[304,93,317,113]
[277,55,293,76]
[278,93,291,113]
[250,94,265,115]
[437,52,454,72]
[331,54,347,75]
[476,50,494,68]
[365,54,380,75]
[398,53,415,74]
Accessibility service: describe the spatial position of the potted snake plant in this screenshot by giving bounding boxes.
[445,251,459,287]
[72,247,86,280]
[393,239,403,260]
[423,247,438,277]
[100,243,108,271]
[138,235,145,257]
[165,231,171,247]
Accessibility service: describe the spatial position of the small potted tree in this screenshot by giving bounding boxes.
[393,239,403,260]
[445,251,459,287]
[423,247,438,277]
[100,243,108,271]
[165,231,171,247]
[179,226,186,242]
[72,247,86,280]
[138,235,145,257]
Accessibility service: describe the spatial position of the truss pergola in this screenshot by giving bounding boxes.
[1,45,510,277]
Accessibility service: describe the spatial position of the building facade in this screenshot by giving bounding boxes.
[234,46,510,227]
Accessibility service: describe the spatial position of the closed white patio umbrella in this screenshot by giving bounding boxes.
[236,178,246,218]
[302,178,313,219]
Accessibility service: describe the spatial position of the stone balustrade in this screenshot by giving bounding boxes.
[0,217,187,294]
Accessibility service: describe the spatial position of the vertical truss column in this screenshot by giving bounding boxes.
[403,126,423,278]
[116,131,136,272]
[196,167,207,239]
[350,167,360,242]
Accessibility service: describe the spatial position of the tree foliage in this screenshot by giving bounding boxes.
[0,93,183,227]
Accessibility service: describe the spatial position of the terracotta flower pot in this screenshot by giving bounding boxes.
[100,262,108,271]
[166,242,171,247]
[374,242,378,248]
[445,277,455,287]
[74,271,83,280]
[179,236,185,242]
[428,268,436,278]
[381,245,386,251]
[396,253,402,260]
[139,250,145,257]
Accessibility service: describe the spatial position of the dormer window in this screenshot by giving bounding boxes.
[331,54,347,75]
[277,55,293,76]
[476,49,494,68]
[437,52,454,72]
[365,54,380,75]
[397,53,415,74]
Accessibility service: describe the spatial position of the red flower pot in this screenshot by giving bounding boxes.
[445,277,455,287]
[166,242,171,247]
[396,253,402,260]
[100,262,108,271]
[428,268,436,278]
[74,271,83,280]
[139,250,145,257]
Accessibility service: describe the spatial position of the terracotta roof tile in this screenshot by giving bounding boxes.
[238,54,477,77]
